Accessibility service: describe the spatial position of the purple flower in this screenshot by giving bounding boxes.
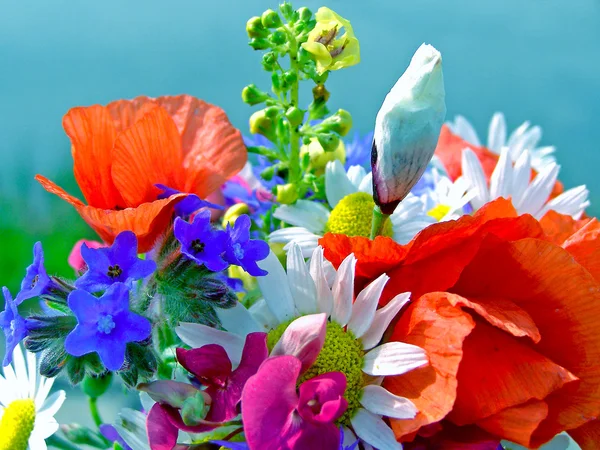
[213,428,358,450]
[174,211,228,272]
[156,184,224,218]
[241,355,347,450]
[64,283,151,371]
[344,131,373,170]
[99,424,132,450]
[176,332,268,424]
[16,242,58,303]
[74,231,156,293]
[223,215,269,277]
[0,287,29,366]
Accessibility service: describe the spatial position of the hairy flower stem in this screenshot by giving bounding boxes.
[88,397,104,429]
[370,205,390,239]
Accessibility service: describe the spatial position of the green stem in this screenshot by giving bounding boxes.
[88,397,104,429]
[370,205,390,239]
[285,24,301,185]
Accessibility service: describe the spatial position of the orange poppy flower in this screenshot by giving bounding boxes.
[320,199,600,449]
[434,124,564,196]
[36,95,247,252]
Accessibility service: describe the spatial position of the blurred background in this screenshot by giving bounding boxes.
[0,0,598,446]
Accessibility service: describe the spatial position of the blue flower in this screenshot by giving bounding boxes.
[223,215,269,277]
[174,210,228,272]
[344,131,373,170]
[156,184,224,218]
[16,242,57,303]
[216,273,245,293]
[99,424,132,450]
[0,287,29,366]
[64,283,151,372]
[74,231,156,293]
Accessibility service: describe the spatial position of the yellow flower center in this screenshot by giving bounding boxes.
[0,399,36,450]
[268,320,365,426]
[325,192,393,238]
[427,204,451,221]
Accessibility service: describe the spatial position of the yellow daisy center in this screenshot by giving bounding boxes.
[0,399,36,450]
[268,320,365,426]
[325,192,393,238]
[427,204,451,221]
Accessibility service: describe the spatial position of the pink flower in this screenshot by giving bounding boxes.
[68,239,104,272]
[242,355,348,450]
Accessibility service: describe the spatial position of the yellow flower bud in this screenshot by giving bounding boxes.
[300,7,360,75]
[300,137,346,174]
[249,110,276,141]
[276,183,299,205]
[222,204,250,228]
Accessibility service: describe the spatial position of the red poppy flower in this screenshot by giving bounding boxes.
[320,199,600,449]
[36,95,246,252]
[434,124,563,196]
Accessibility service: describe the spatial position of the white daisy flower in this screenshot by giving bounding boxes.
[447,112,557,171]
[418,169,476,222]
[0,345,66,450]
[462,147,590,219]
[269,160,435,257]
[177,243,428,450]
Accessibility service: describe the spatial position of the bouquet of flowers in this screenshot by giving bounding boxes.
[2,3,599,450]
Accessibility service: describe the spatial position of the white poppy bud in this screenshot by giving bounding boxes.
[372,43,446,214]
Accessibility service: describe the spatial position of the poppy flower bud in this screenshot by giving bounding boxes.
[372,43,446,214]
[261,9,282,28]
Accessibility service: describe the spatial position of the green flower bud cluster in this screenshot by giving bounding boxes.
[242,2,359,210]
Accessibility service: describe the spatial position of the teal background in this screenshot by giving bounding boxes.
[0,1,597,447]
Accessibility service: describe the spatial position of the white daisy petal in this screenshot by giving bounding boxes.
[452,115,481,147]
[347,165,367,188]
[518,163,559,218]
[249,299,280,332]
[487,112,506,152]
[217,302,261,338]
[269,227,321,256]
[34,377,54,411]
[286,242,318,315]
[273,200,330,233]
[325,160,357,208]
[539,185,589,219]
[282,238,321,259]
[363,342,428,376]
[256,251,296,322]
[27,433,48,450]
[31,417,59,439]
[507,121,530,149]
[361,292,411,350]
[347,273,390,339]
[309,246,334,317]
[461,148,489,210]
[511,150,532,206]
[350,408,402,450]
[176,323,244,365]
[342,426,358,448]
[37,390,66,418]
[489,147,513,200]
[331,253,357,327]
[360,384,418,419]
[358,172,374,195]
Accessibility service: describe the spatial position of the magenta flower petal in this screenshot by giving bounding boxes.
[297,372,348,424]
[271,313,327,373]
[147,404,179,450]
[176,344,232,387]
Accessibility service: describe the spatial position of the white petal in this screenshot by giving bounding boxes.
[347,165,367,189]
[27,433,49,450]
[487,112,506,152]
[361,384,418,419]
[176,323,244,365]
[540,185,589,219]
[139,392,155,413]
[511,150,532,206]
[452,115,481,147]
[309,247,334,317]
[350,408,402,450]
[342,426,358,448]
[363,342,428,376]
[286,242,318,315]
[217,302,261,337]
[358,172,374,195]
[347,274,390,339]
[489,147,513,200]
[361,292,411,350]
[325,160,357,208]
[115,408,150,450]
[507,121,530,149]
[269,227,320,251]
[511,125,542,160]
[34,377,54,410]
[461,148,489,210]
[273,200,330,233]
[331,253,356,327]
[249,299,279,332]
[31,417,59,440]
[256,251,296,323]
[518,163,559,217]
[37,390,65,418]
[283,237,321,259]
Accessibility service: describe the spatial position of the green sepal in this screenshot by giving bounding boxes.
[82,372,113,398]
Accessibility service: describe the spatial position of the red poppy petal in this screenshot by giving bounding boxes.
[475,400,549,446]
[447,319,577,426]
[453,237,600,446]
[562,218,600,282]
[153,95,247,198]
[35,175,85,207]
[385,293,476,440]
[105,96,157,133]
[63,105,123,209]
[569,419,600,450]
[112,106,184,207]
[539,210,585,245]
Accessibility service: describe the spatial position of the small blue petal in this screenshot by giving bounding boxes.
[16,242,54,304]
[1,287,29,366]
[156,184,223,217]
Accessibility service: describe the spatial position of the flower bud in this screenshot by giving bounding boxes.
[300,137,346,173]
[261,9,282,28]
[372,43,446,214]
[315,109,353,136]
[317,133,340,153]
[279,2,294,20]
[286,107,304,128]
[246,16,269,38]
[222,203,250,228]
[262,52,278,71]
[271,30,287,46]
[249,110,276,141]
[81,372,113,398]
[242,84,269,106]
[249,38,270,50]
[276,183,299,204]
[297,7,312,22]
